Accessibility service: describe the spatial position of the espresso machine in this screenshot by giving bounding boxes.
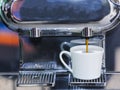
[0,0,120,89]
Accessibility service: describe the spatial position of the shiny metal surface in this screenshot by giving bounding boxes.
[21,62,57,70]
[69,85,104,90]
[11,0,110,22]
[0,74,119,90]
[16,34,107,88]
[0,0,120,37]
[17,71,56,87]
[110,0,120,6]
[81,27,93,37]
[30,28,42,38]
[69,74,106,87]
[0,0,120,90]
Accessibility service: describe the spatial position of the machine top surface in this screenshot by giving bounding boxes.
[0,0,119,36]
[13,0,110,23]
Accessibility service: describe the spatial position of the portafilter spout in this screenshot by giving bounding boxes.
[81,27,93,38]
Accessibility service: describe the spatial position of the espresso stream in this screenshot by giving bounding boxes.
[85,38,89,53]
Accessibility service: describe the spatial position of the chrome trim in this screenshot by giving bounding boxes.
[110,0,120,7]
[106,71,120,74]
[17,71,56,87]
[81,27,93,37]
[69,73,106,87]
[0,0,120,37]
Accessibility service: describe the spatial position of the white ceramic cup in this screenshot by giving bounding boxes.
[59,45,104,80]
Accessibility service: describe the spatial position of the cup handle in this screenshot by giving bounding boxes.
[60,42,71,51]
[59,51,73,73]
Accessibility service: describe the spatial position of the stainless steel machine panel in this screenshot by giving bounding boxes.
[12,0,110,23]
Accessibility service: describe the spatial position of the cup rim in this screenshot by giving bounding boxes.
[70,45,104,53]
[70,38,102,44]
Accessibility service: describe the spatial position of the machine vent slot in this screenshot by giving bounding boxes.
[21,61,57,70]
[17,71,56,87]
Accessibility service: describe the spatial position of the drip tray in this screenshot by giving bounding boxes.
[69,73,106,88]
[17,71,56,87]
[69,85,104,90]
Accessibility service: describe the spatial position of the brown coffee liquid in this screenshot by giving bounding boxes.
[86,38,89,53]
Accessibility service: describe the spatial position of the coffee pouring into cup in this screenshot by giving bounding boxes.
[59,45,104,80]
[60,38,102,51]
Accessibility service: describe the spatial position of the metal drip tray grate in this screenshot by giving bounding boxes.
[21,61,57,70]
[69,85,104,90]
[69,73,106,87]
[17,71,56,87]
